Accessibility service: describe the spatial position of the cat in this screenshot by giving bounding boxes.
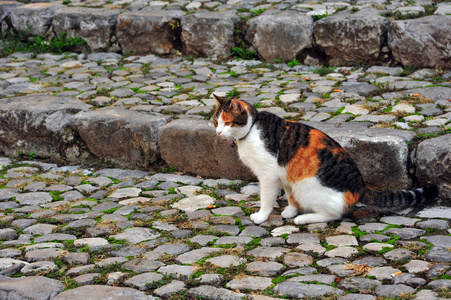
[212,94,439,225]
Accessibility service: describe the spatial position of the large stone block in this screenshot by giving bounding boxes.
[181,12,239,58]
[69,108,172,167]
[158,119,254,180]
[116,11,185,55]
[388,15,451,68]
[313,10,389,66]
[305,122,416,190]
[0,1,23,34]
[246,13,313,62]
[159,119,414,188]
[0,95,90,161]
[415,134,451,200]
[10,3,61,37]
[52,7,120,52]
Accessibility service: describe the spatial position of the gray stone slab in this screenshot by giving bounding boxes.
[210,225,240,236]
[0,95,90,161]
[52,285,158,300]
[384,228,425,240]
[0,188,19,201]
[124,272,163,291]
[288,274,337,285]
[122,258,165,273]
[421,235,451,248]
[246,261,284,276]
[34,233,77,243]
[188,285,245,300]
[154,280,185,298]
[110,227,160,244]
[375,284,414,298]
[158,264,197,277]
[426,246,451,263]
[284,252,314,267]
[176,247,220,264]
[0,276,64,299]
[206,255,246,268]
[153,243,191,256]
[16,192,52,205]
[214,236,252,245]
[416,219,449,230]
[226,276,272,291]
[274,281,344,298]
[93,168,148,180]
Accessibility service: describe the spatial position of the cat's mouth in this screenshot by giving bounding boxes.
[216,134,236,147]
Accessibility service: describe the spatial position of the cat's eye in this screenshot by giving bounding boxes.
[225,122,231,126]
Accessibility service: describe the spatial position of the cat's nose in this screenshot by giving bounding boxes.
[216,131,221,135]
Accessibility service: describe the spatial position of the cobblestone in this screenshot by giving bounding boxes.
[0,23,450,297]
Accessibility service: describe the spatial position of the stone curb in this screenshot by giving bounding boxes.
[0,93,449,200]
[1,2,451,67]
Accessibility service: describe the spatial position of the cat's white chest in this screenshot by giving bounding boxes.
[236,127,278,178]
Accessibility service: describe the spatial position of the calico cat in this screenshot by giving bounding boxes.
[212,94,438,225]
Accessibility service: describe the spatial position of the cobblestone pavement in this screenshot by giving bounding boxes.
[0,158,450,299]
[0,51,450,299]
[1,52,450,132]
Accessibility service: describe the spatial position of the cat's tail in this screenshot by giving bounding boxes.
[360,184,439,211]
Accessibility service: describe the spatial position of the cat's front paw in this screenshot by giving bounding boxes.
[250,212,269,224]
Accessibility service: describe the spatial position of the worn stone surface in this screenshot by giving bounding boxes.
[158,118,254,180]
[189,285,245,300]
[11,3,62,37]
[52,7,120,52]
[388,15,451,68]
[172,195,215,212]
[416,134,451,200]
[124,272,163,290]
[0,95,90,161]
[314,10,389,66]
[0,276,64,299]
[274,281,344,298]
[70,108,171,168]
[181,12,238,58]
[117,11,185,55]
[246,13,313,62]
[52,285,157,299]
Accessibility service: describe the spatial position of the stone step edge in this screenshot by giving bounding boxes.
[0,98,448,202]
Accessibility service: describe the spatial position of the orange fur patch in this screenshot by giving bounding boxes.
[330,147,349,160]
[288,195,300,210]
[287,129,327,182]
[221,112,234,123]
[344,191,360,206]
[331,147,347,155]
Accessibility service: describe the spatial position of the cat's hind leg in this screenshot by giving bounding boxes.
[250,177,281,224]
[293,212,341,225]
[281,188,299,219]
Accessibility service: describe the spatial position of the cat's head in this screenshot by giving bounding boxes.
[212,94,256,140]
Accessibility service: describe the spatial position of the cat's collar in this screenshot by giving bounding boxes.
[230,139,236,148]
[236,117,256,143]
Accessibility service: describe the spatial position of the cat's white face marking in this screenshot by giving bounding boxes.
[216,111,232,138]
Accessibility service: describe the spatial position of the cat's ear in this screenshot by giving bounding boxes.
[212,94,228,106]
[231,98,244,113]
